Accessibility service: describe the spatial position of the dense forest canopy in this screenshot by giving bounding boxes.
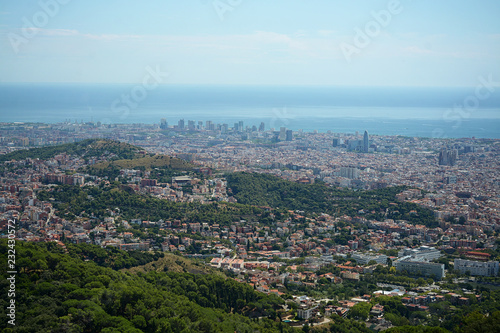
[37,183,263,224]
[0,139,141,162]
[226,172,438,227]
[83,154,195,181]
[0,240,291,333]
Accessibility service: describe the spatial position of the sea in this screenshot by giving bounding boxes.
[1,83,499,139]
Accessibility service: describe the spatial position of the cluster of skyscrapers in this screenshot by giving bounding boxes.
[160,118,267,134]
[438,148,458,166]
[279,127,293,141]
[159,118,296,142]
[332,130,370,152]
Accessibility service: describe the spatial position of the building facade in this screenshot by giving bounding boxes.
[395,260,445,279]
[352,252,388,265]
[398,246,443,261]
[454,259,499,277]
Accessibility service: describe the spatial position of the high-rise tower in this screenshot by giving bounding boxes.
[363,130,369,152]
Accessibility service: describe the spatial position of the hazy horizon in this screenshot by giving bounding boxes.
[1,1,499,136]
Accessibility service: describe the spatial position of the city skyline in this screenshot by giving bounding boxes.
[1,2,500,330]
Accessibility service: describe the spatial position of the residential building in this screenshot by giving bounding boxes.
[352,252,388,265]
[454,259,499,277]
[395,260,445,279]
[398,246,443,261]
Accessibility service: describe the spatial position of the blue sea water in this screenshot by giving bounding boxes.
[0,83,499,138]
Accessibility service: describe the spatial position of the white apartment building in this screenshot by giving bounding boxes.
[454,259,499,277]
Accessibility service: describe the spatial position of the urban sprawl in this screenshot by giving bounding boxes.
[1,119,499,330]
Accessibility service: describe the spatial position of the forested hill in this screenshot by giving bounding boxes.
[226,172,438,227]
[84,154,194,181]
[37,184,262,224]
[0,240,290,333]
[0,138,141,161]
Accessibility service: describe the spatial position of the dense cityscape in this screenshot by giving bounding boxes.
[2,0,500,331]
[1,120,499,332]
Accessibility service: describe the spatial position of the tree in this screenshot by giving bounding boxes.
[1,239,287,333]
[349,302,371,321]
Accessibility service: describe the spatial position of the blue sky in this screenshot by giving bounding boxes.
[1,0,499,86]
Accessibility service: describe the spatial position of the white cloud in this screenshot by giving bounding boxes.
[317,30,337,37]
[38,28,80,36]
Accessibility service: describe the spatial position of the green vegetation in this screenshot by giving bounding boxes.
[314,315,371,333]
[6,141,499,332]
[349,302,372,321]
[373,292,500,332]
[384,326,449,333]
[37,183,264,225]
[367,266,433,288]
[0,138,140,162]
[84,155,195,181]
[458,311,500,333]
[93,155,192,171]
[0,240,292,333]
[124,252,221,275]
[66,243,165,270]
[227,172,438,227]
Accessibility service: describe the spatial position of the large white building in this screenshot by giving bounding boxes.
[339,167,360,180]
[352,252,388,265]
[454,259,499,277]
[395,260,445,279]
[297,305,318,320]
[398,246,443,261]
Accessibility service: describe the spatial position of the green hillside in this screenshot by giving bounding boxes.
[90,155,192,171]
[0,240,291,333]
[84,154,195,181]
[0,139,140,162]
[226,172,438,227]
[37,183,263,224]
[123,252,222,276]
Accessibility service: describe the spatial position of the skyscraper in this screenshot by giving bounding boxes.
[332,138,344,147]
[259,122,265,132]
[286,129,293,141]
[340,167,360,179]
[178,119,185,130]
[160,118,168,129]
[363,130,369,152]
[439,149,458,166]
[279,127,286,141]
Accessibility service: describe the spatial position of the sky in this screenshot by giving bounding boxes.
[1,0,500,87]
